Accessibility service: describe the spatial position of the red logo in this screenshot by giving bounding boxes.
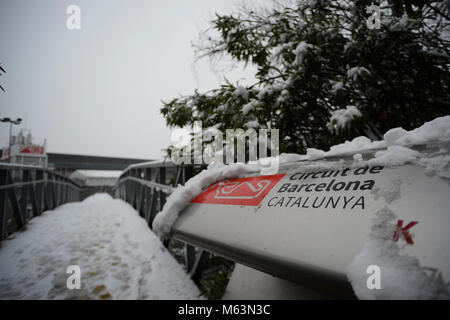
[20,146,44,154]
[192,174,285,206]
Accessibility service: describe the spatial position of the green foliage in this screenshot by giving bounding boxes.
[198,255,234,300]
[161,0,450,155]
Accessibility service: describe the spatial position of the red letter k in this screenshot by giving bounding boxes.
[393,220,418,244]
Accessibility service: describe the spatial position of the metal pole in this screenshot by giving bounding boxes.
[8,122,12,163]
[1,118,21,163]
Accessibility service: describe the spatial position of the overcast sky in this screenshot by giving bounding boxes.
[0,0,258,159]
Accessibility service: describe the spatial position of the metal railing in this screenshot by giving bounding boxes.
[0,163,85,241]
[112,160,210,278]
[113,160,196,227]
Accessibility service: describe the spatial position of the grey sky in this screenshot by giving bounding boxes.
[0,0,256,159]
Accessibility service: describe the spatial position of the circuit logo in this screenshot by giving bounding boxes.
[192,174,285,206]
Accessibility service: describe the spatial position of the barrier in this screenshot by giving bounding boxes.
[114,142,450,299]
[112,160,210,279]
[0,163,84,241]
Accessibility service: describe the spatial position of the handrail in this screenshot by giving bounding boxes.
[120,176,174,194]
[113,162,201,227]
[121,158,176,172]
[0,164,86,241]
[112,162,208,278]
[0,163,85,187]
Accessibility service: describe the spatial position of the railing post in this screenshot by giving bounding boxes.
[126,172,131,204]
[129,170,133,206]
[132,169,138,209]
[0,169,7,241]
[136,169,144,216]
[55,176,60,207]
[44,171,52,210]
[55,176,61,207]
[137,185,144,217]
[143,168,152,222]
[42,171,48,211]
[63,184,67,204]
[51,174,57,209]
[21,170,30,221]
[185,164,194,182]
[46,172,52,209]
[68,187,72,203]
[6,171,24,230]
[148,186,157,228]
[29,170,39,217]
[159,167,166,211]
[0,165,86,244]
[35,170,44,215]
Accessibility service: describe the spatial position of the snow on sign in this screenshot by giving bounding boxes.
[191,174,285,206]
[168,117,450,298]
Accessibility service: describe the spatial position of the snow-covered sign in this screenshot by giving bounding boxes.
[70,170,122,187]
[153,116,450,299]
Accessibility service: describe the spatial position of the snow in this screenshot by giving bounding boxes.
[152,163,260,239]
[353,153,364,164]
[327,105,362,133]
[70,170,123,179]
[347,207,450,299]
[308,0,317,9]
[278,153,309,163]
[272,42,294,59]
[342,116,450,299]
[152,116,450,243]
[217,104,227,112]
[367,145,421,166]
[390,116,450,146]
[245,120,259,128]
[148,115,450,299]
[302,116,450,163]
[418,155,450,178]
[306,136,387,160]
[347,66,371,80]
[242,100,257,115]
[233,85,248,101]
[0,194,201,300]
[383,127,408,145]
[257,83,283,100]
[70,170,123,187]
[330,80,344,93]
[293,41,314,65]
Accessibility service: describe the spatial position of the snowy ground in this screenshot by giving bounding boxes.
[0,193,201,300]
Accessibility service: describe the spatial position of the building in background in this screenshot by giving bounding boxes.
[0,129,47,167]
[47,153,151,177]
[0,129,151,176]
